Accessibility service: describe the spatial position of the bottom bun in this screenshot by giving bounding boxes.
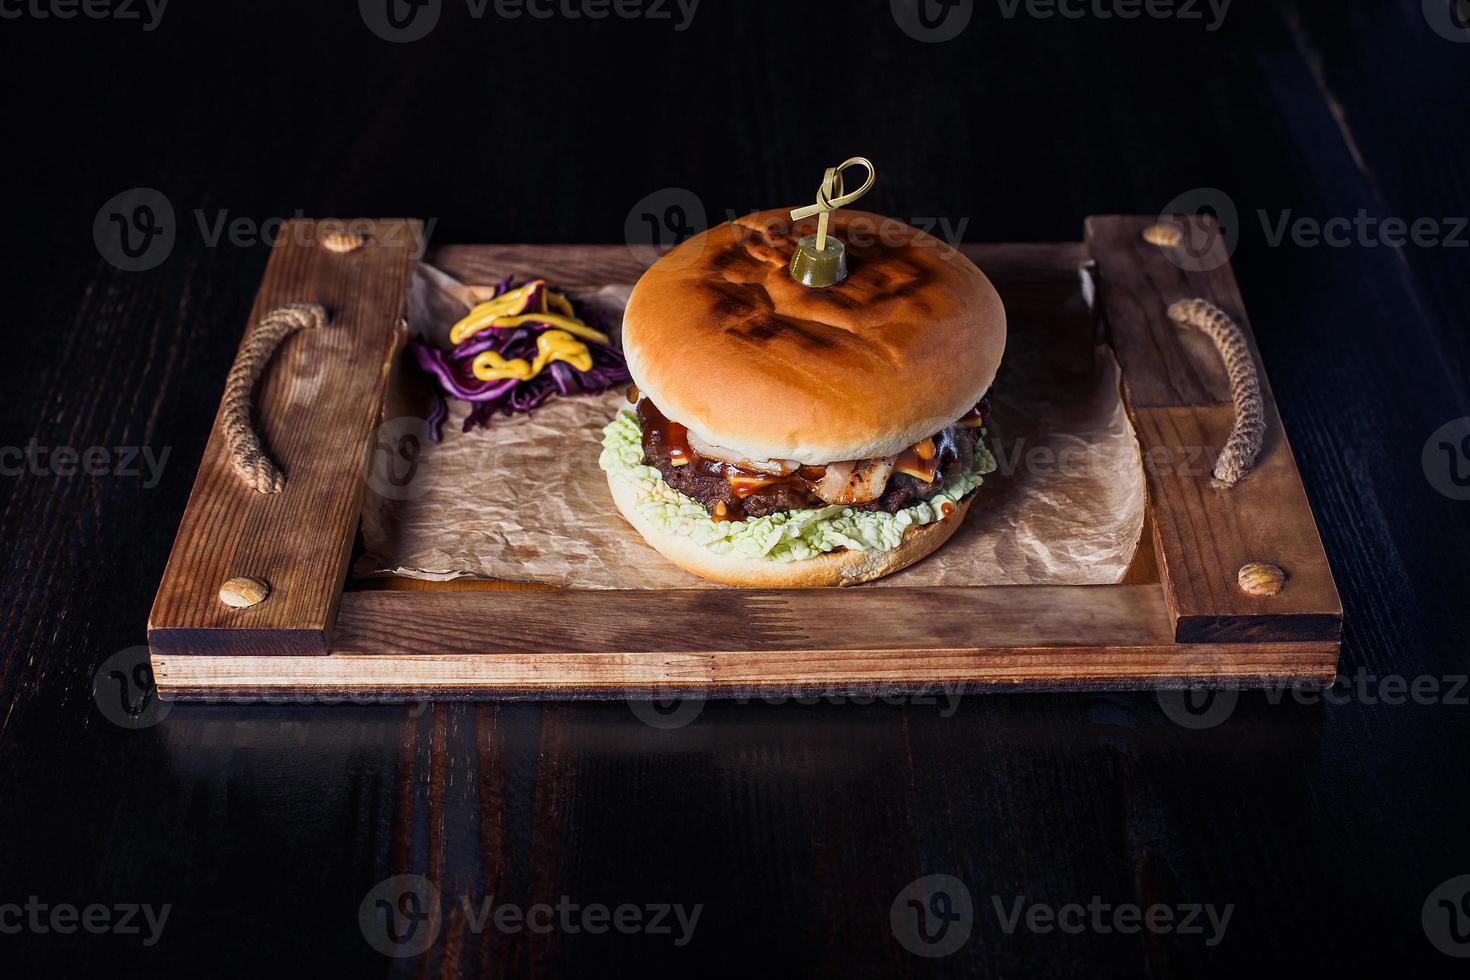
[607,472,976,588]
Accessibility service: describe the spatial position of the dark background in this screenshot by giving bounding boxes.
[3,0,1469,975]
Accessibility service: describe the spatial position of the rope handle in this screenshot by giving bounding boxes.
[1166,298,1265,488]
[221,303,328,493]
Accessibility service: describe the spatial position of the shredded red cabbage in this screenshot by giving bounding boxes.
[409,279,630,440]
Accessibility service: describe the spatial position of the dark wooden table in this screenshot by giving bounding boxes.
[3,2,1468,975]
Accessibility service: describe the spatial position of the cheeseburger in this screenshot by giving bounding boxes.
[599,208,1005,587]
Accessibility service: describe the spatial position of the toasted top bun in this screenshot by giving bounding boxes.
[621,208,1006,464]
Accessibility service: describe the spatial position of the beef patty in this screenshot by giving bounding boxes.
[636,395,988,519]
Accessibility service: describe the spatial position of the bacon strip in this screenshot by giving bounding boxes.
[811,457,897,505]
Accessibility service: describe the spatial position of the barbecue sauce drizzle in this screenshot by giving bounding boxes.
[636,400,812,519]
[635,393,992,519]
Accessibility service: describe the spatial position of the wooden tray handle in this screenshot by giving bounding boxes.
[221,303,328,493]
[1167,298,1265,487]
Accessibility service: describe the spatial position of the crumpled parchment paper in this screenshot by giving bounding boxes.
[355,261,1145,588]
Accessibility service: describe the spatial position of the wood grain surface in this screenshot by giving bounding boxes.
[152,586,1336,698]
[1133,405,1341,641]
[2,3,1467,977]
[149,228,1336,690]
[1085,215,1263,406]
[1087,214,1342,643]
[148,219,420,655]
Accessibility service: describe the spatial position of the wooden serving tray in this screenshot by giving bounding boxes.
[147,216,1341,699]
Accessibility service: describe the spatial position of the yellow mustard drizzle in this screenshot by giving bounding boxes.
[451,280,544,342]
[470,329,593,382]
[449,279,611,346]
[547,291,576,317]
[478,313,609,345]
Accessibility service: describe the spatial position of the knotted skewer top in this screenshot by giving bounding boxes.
[787,157,876,288]
[789,157,876,251]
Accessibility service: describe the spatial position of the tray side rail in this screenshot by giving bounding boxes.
[1085,214,1341,643]
[148,219,422,656]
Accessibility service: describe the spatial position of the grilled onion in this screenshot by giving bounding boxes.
[686,430,799,476]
